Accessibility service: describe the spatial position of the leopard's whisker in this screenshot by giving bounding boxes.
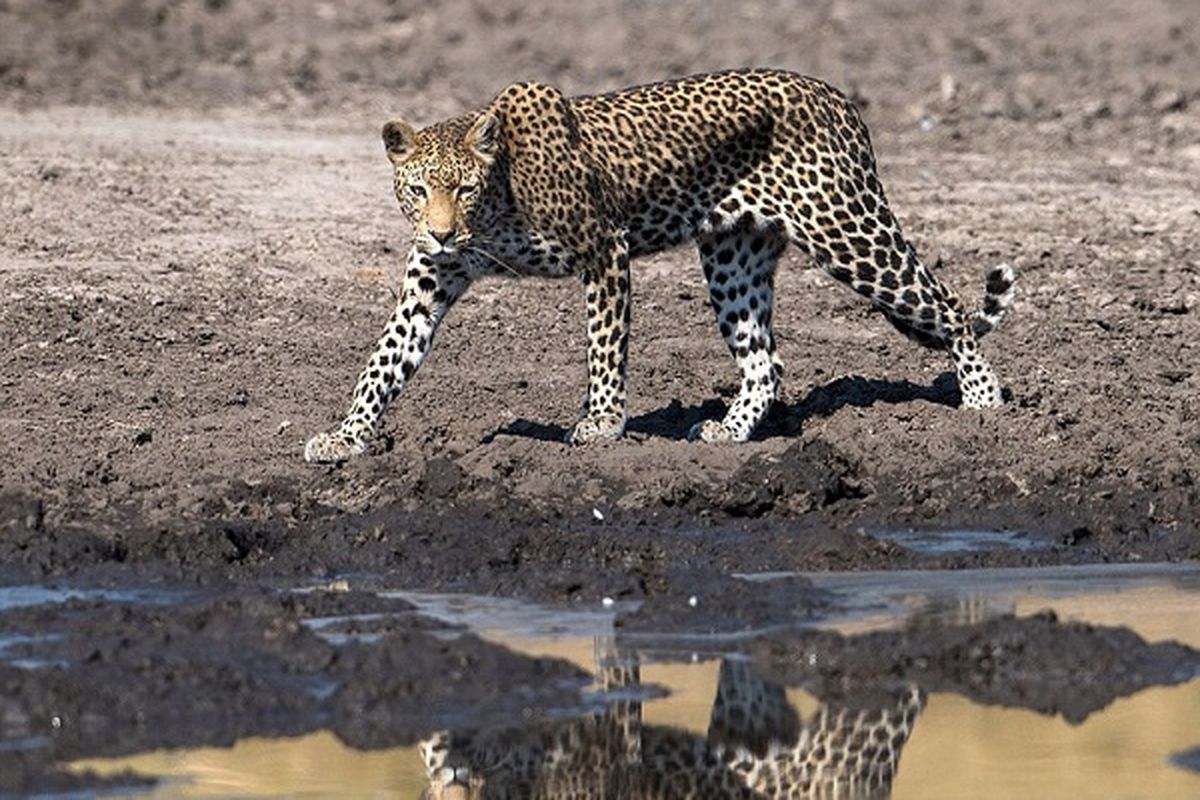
[466,245,523,278]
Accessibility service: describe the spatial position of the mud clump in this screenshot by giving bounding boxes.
[0,589,588,794]
[754,611,1200,723]
[719,440,867,517]
[1172,747,1200,774]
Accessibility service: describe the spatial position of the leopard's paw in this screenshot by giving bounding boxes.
[960,390,1003,410]
[959,372,1004,410]
[566,413,626,445]
[304,430,370,463]
[687,419,737,443]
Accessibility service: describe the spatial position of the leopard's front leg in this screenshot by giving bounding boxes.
[568,238,631,445]
[305,248,467,463]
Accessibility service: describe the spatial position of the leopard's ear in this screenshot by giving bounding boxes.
[382,119,417,165]
[464,110,502,163]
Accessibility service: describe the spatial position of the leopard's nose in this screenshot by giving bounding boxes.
[430,229,456,246]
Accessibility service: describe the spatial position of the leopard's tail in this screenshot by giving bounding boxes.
[970,263,1016,337]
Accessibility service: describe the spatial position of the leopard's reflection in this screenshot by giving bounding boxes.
[418,644,923,799]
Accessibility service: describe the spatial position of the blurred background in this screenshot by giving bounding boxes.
[2,0,1196,143]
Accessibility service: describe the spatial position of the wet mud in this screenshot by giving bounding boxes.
[753,610,1200,724]
[414,618,1200,798]
[0,586,589,794]
[3,580,1198,795]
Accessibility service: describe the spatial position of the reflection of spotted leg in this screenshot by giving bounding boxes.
[594,637,643,765]
[786,684,926,796]
[304,247,467,462]
[708,658,800,757]
[690,227,787,442]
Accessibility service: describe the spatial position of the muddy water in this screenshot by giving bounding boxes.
[65,565,1200,799]
[758,563,1200,637]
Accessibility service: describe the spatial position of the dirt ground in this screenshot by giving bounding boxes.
[1,0,1199,791]
[2,0,1198,588]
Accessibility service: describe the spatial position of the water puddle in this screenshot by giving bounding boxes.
[65,565,1200,798]
[754,562,1200,638]
[0,584,185,611]
[0,632,66,670]
[68,732,423,798]
[872,527,1047,555]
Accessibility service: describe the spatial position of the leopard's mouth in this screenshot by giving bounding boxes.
[415,232,471,258]
[432,766,477,794]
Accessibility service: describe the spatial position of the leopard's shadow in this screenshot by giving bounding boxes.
[485,372,963,443]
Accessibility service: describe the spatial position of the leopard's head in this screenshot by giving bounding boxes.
[382,111,502,258]
[418,731,486,800]
[419,766,485,800]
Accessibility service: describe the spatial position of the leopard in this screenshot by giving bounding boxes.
[305,68,1016,462]
[417,642,925,799]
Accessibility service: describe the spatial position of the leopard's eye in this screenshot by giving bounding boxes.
[407,183,427,201]
[457,184,478,199]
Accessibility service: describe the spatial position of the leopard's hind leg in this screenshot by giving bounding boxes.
[708,658,800,757]
[786,196,1010,409]
[691,223,788,442]
[594,637,643,766]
